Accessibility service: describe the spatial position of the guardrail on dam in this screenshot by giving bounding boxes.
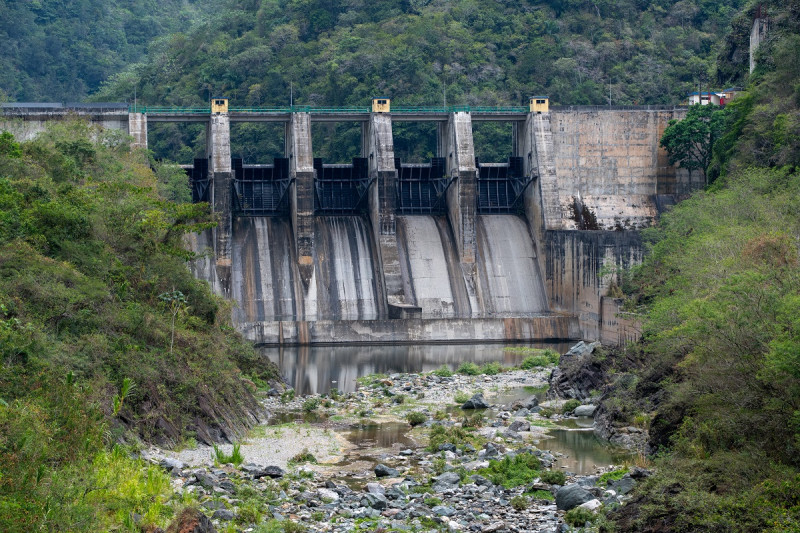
[1,101,700,345]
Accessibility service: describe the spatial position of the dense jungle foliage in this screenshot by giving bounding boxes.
[0,123,278,531]
[88,0,746,162]
[0,0,215,102]
[599,1,800,530]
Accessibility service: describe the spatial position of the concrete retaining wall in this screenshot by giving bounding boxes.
[239,315,581,345]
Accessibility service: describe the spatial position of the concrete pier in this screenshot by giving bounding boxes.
[128,112,147,149]
[208,110,233,296]
[286,112,315,291]
[364,113,415,316]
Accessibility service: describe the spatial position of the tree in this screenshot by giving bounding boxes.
[660,104,725,185]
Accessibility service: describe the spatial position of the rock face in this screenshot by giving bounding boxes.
[555,483,595,511]
[166,508,217,533]
[547,342,605,401]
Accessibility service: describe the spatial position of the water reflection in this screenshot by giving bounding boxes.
[543,424,633,475]
[258,342,574,395]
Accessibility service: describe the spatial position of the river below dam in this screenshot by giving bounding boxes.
[257,341,576,395]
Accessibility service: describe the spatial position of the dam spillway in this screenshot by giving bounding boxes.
[3,100,702,345]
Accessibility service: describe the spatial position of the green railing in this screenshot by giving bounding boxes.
[129,105,530,114]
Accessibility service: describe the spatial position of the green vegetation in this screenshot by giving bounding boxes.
[302,397,320,413]
[426,424,481,452]
[540,470,567,485]
[565,507,596,527]
[212,443,245,466]
[660,103,726,185]
[562,399,581,413]
[431,365,453,377]
[0,0,213,101]
[92,0,743,163]
[0,123,279,531]
[598,468,628,485]
[480,362,503,375]
[510,495,529,511]
[602,2,800,530]
[289,449,318,465]
[527,489,556,501]
[519,349,561,369]
[456,362,481,375]
[406,411,427,427]
[477,454,541,488]
[453,391,472,404]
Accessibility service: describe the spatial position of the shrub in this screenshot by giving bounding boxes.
[406,411,427,426]
[510,495,529,510]
[540,470,567,485]
[280,389,295,404]
[538,407,555,418]
[461,412,484,428]
[527,489,555,501]
[426,424,477,452]
[565,506,596,527]
[431,365,453,377]
[289,449,317,465]
[563,399,581,413]
[481,362,503,375]
[457,362,481,375]
[302,397,320,413]
[519,349,560,369]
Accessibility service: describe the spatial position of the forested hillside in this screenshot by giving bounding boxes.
[0,0,214,101]
[0,124,279,531]
[587,0,800,530]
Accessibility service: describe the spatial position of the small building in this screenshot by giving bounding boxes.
[687,91,721,106]
[530,96,549,113]
[372,97,390,113]
[719,87,743,105]
[211,97,229,114]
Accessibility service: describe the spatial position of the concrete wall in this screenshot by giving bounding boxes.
[547,107,696,230]
[543,230,644,340]
[239,315,581,345]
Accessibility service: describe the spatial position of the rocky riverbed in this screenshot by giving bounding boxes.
[143,352,648,533]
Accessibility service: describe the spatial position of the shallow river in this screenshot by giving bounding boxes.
[260,342,631,475]
[258,341,574,395]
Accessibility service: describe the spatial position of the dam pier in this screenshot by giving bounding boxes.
[1,99,702,345]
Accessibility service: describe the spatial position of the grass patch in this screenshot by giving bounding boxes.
[565,507,596,526]
[527,489,555,501]
[519,349,561,369]
[598,468,628,485]
[477,453,541,488]
[426,424,482,452]
[453,391,471,404]
[212,443,244,466]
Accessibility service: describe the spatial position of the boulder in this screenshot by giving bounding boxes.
[374,464,399,478]
[211,509,234,521]
[609,475,636,495]
[573,404,597,417]
[508,419,531,432]
[462,393,490,409]
[578,499,602,511]
[432,471,461,492]
[360,493,388,510]
[317,488,339,502]
[555,483,594,511]
[366,482,385,495]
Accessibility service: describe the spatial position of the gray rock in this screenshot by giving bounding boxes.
[366,482,385,495]
[159,457,186,471]
[470,474,492,487]
[483,443,499,459]
[374,464,400,478]
[317,488,339,502]
[630,467,652,479]
[202,500,226,511]
[609,475,636,495]
[555,483,595,511]
[361,493,389,510]
[194,471,219,490]
[399,449,414,456]
[438,443,457,452]
[462,393,489,409]
[524,396,539,409]
[212,509,235,521]
[508,420,531,432]
[261,465,284,478]
[432,471,461,492]
[482,522,505,533]
[433,505,457,516]
[573,404,597,417]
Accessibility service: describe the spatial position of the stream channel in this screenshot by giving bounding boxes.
[258,342,632,476]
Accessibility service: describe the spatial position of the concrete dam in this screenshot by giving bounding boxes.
[1,99,702,345]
